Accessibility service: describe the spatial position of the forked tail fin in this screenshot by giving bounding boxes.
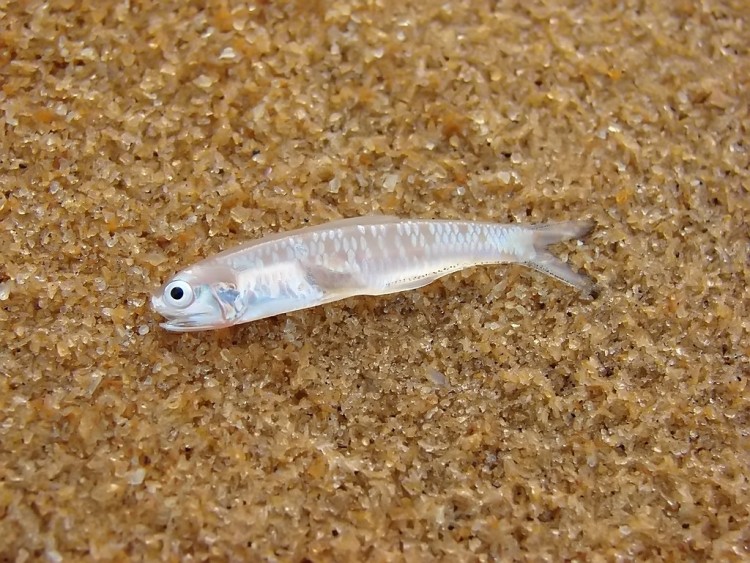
[525,220,596,296]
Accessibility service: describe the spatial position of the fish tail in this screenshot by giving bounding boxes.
[524,220,596,296]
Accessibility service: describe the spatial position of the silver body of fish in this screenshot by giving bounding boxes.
[151,216,594,332]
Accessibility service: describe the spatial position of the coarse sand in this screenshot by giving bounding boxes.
[1,1,748,560]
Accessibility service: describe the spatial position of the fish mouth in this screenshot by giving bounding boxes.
[150,293,212,332]
[158,315,230,332]
[159,320,206,332]
[151,288,234,332]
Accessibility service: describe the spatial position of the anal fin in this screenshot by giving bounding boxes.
[376,275,441,295]
[373,264,467,296]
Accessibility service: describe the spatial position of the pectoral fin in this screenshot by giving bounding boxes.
[302,259,363,292]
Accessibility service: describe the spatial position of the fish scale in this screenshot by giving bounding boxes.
[151,216,595,331]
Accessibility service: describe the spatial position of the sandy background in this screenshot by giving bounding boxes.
[1,0,748,560]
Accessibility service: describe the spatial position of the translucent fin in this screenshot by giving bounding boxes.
[525,221,596,296]
[375,273,443,295]
[303,259,364,292]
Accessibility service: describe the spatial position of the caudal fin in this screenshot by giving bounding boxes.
[525,220,596,296]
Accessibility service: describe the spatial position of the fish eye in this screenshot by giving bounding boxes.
[164,280,194,308]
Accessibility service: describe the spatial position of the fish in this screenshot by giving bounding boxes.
[151,216,595,332]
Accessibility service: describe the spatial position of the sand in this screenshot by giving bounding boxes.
[1,0,748,560]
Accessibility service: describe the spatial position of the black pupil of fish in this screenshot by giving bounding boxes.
[170,286,184,300]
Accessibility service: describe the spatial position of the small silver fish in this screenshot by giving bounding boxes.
[151,216,595,332]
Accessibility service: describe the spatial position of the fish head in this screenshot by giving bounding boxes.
[151,266,244,332]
